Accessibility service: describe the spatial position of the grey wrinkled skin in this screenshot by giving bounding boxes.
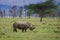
[13,22,35,32]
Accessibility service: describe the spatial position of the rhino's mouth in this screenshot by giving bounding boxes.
[29,27,35,31]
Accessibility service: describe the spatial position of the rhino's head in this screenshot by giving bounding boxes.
[26,22,35,31]
[29,25,35,31]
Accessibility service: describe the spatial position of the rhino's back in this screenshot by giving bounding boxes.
[16,22,29,29]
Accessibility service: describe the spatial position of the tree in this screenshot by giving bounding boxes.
[0,10,3,17]
[27,9,33,18]
[18,7,23,18]
[3,10,5,17]
[9,9,13,17]
[10,6,17,18]
[27,0,57,21]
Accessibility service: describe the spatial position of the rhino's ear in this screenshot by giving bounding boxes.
[26,22,31,26]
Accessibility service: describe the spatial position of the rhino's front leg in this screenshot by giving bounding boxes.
[25,28,27,32]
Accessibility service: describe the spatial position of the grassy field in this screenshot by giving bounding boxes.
[0,18,60,40]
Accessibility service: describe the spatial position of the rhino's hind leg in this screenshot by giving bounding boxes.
[13,28,17,32]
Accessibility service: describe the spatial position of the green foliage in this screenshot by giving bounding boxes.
[27,9,33,18]
[27,0,58,21]
[27,0,57,14]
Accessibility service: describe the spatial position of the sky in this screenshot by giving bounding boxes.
[0,0,60,16]
[0,0,46,6]
[0,0,60,6]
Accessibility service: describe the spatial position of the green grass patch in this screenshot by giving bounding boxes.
[0,18,60,40]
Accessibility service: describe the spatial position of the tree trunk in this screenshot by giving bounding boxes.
[19,10,22,18]
[29,16,30,19]
[19,13,22,18]
[28,15,30,19]
[40,15,43,22]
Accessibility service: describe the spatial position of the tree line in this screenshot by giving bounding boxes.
[0,6,23,18]
[0,0,59,21]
